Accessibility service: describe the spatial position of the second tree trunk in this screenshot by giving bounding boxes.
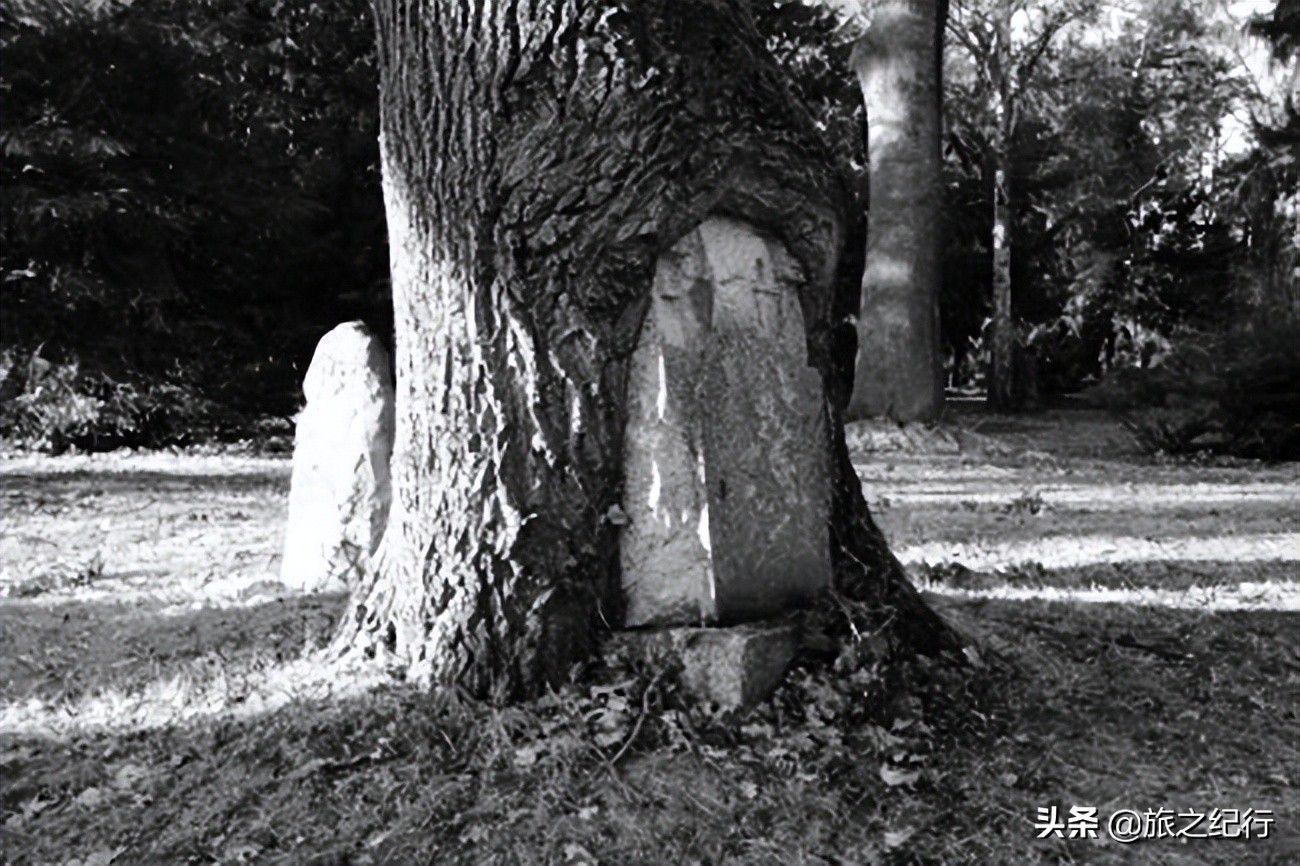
[848,0,945,422]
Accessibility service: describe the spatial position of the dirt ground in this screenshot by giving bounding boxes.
[1,406,1297,865]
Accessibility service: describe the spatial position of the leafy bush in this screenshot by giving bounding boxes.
[2,0,388,439]
[1086,324,1300,460]
[0,348,220,452]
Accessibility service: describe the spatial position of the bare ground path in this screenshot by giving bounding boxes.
[1,407,1297,864]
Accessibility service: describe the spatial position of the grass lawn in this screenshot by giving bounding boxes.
[2,409,1297,865]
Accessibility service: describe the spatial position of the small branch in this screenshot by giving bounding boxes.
[608,669,663,767]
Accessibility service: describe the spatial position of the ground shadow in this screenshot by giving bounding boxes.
[907,592,1299,865]
[1,468,289,498]
[0,591,347,705]
[1,583,1296,865]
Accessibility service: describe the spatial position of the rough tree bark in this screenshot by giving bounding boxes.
[846,0,946,422]
[338,0,958,696]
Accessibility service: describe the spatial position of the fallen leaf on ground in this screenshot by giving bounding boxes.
[884,827,917,849]
[74,787,108,808]
[880,765,921,787]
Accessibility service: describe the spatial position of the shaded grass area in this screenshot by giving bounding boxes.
[891,600,1300,865]
[0,593,344,704]
[2,595,1297,865]
[871,500,1297,549]
[920,559,1299,593]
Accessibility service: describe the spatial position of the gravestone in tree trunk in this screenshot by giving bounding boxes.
[338,0,958,697]
[847,0,946,422]
[622,217,833,626]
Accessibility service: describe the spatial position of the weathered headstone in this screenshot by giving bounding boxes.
[621,217,833,628]
[280,322,394,593]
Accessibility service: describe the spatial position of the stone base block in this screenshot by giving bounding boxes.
[608,620,801,709]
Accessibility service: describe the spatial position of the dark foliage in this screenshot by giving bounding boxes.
[1251,0,1300,58]
[1087,324,1300,460]
[1,0,387,449]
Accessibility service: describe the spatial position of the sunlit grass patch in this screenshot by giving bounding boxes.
[898,532,1300,572]
[0,651,387,739]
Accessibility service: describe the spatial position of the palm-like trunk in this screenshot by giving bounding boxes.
[847,0,945,422]
[339,0,957,696]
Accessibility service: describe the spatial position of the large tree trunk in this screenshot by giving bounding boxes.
[846,0,945,422]
[338,0,958,697]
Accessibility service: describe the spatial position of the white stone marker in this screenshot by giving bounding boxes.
[280,322,394,593]
[621,218,833,626]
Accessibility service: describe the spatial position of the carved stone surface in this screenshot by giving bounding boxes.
[280,322,394,593]
[621,217,833,627]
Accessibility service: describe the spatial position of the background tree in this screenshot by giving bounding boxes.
[846,0,948,422]
[947,0,1097,410]
[951,0,1244,390]
[1238,0,1299,320]
[339,0,956,695]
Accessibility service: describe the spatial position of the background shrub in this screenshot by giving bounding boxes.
[1087,323,1300,460]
